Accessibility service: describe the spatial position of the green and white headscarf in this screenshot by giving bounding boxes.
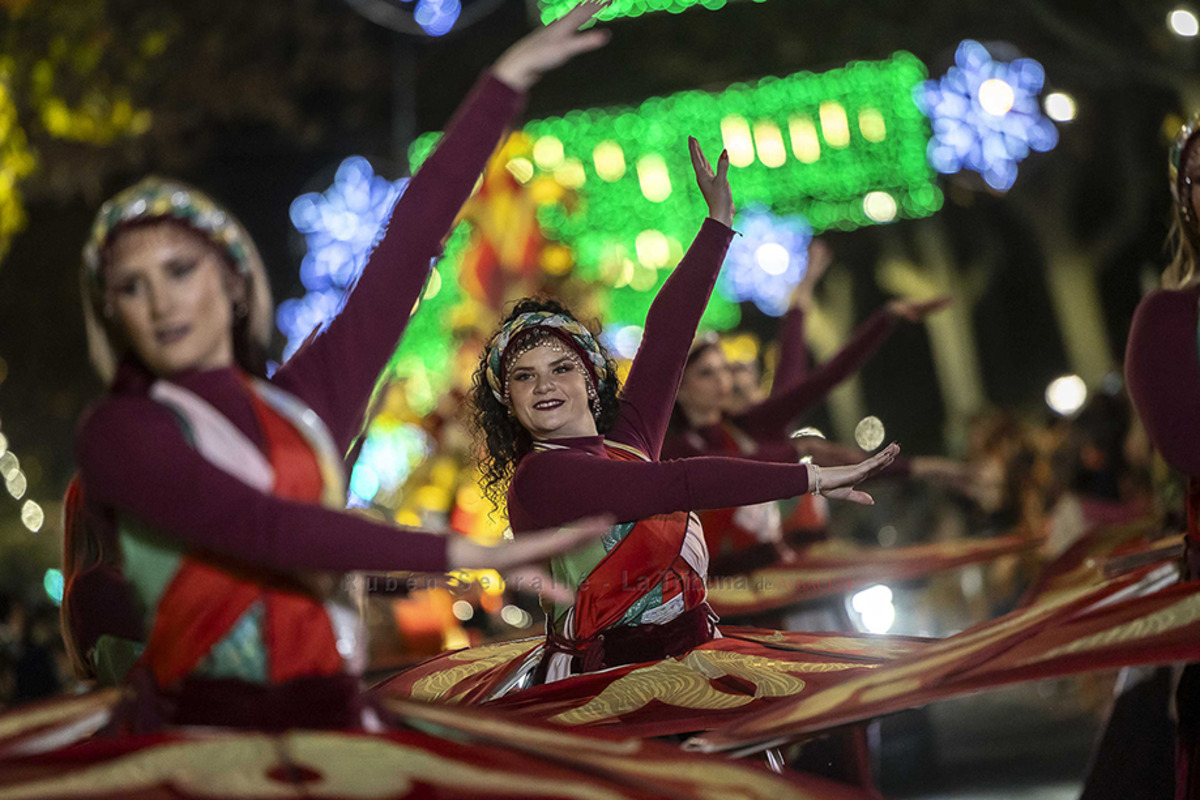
[484,311,613,403]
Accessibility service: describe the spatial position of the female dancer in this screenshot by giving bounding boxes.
[62,3,613,723]
[663,281,950,570]
[1126,114,1200,800]
[471,137,898,683]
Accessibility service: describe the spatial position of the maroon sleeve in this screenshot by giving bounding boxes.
[509,449,809,530]
[271,73,525,455]
[768,304,809,399]
[76,398,449,573]
[734,308,897,441]
[1126,287,1200,476]
[610,219,735,456]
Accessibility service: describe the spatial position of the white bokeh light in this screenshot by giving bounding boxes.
[851,584,895,634]
[1045,375,1088,416]
[1170,7,1200,37]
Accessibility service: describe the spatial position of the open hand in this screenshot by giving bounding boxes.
[493,2,612,92]
[446,515,612,572]
[688,136,733,227]
[888,295,953,322]
[811,442,900,505]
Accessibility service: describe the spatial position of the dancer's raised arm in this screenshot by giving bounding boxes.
[615,139,734,455]
[273,3,611,454]
[736,296,950,441]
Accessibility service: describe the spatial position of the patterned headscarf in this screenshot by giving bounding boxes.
[83,176,255,284]
[1170,114,1200,226]
[485,311,613,403]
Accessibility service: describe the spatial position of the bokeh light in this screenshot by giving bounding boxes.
[918,40,1058,191]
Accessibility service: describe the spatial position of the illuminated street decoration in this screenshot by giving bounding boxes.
[278,157,410,360]
[411,0,462,36]
[0,75,36,262]
[349,418,432,507]
[918,39,1058,192]
[719,206,812,317]
[534,0,761,23]
[412,52,939,330]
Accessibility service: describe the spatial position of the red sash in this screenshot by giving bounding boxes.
[140,385,343,689]
[570,444,706,641]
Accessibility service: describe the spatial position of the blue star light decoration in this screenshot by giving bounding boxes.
[277,156,409,361]
[408,0,461,36]
[718,206,812,317]
[918,40,1058,192]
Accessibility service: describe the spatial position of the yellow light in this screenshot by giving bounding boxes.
[720,115,756,167]
[819,102,850,148]
[752,119,787,168]
[477,569,505,595]
[452,600,474,621]
[0,451,17,480]
[788,115,821,163]
[443,628,470,651]
[636,154,672,202]
[394,509,422,527]
[629,262,659,292]
[1043,92,1076,123]
[720,333,759,364]
[422,268,442,300]
[506,157,535,184]
[21,500,43,532]
[858,108,887,143]
[863,191,897,223]
[0,432,6,457]
[1170,7,1200,36]
[592,140,626,182]
[612,257,635,288]
[554,157,587,189]
[635,229,671,269]
[540,243,574,276]
[532,135,565,170]
[854,416,886,450]
[977,79,1015,116]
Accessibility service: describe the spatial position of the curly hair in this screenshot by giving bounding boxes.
[472,296,622,514]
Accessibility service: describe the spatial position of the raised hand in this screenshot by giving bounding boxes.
[791,239,832,310]
[493,2,612,92]
[688,136,733,227]
[888,295,953,322]
[810,442,900,505]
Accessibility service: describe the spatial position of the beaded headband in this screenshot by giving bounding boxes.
[484,311,612,403]
[1170,114,1200,226]
[83,176,254,286]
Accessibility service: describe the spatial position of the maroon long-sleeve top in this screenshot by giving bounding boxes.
[660,308,898,464]
[1125,286,1200,477]
[507,219,820,533]
[75,73,524,582]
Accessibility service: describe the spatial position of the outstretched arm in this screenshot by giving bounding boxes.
[614,139,735,456]
[272,3,611,456]
[769,239,831,397]
[509,443,899,530]
[77,398,607,575]
[736,296,951,441]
